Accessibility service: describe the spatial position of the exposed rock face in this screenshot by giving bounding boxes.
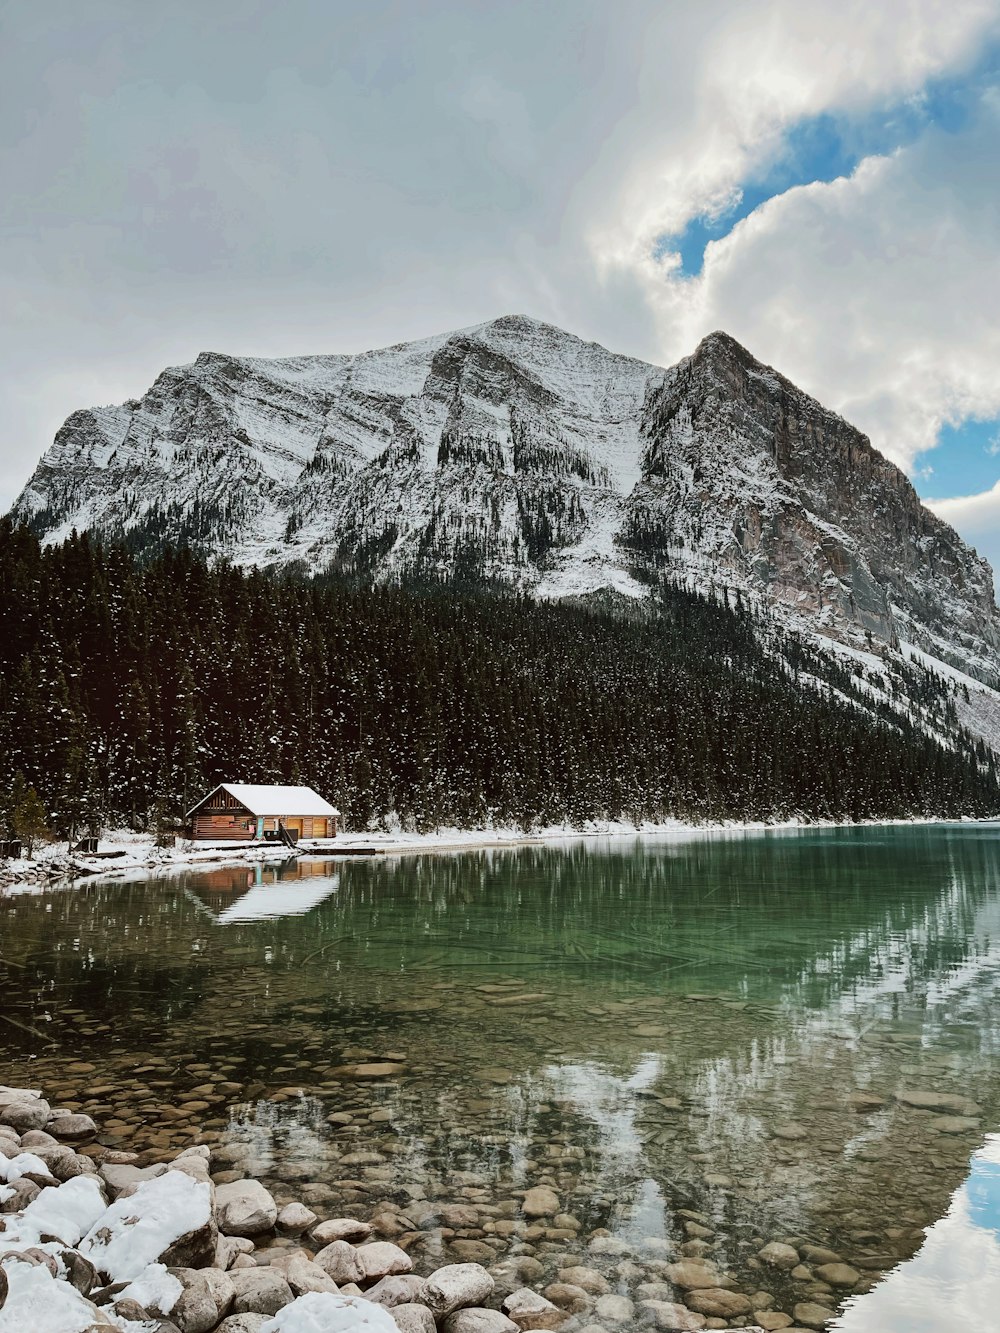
[634,332,1000,681]
[12,315,1000,684]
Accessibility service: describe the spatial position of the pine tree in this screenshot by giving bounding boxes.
[13,777,50,857]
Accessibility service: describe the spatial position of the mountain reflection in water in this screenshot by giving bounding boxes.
[837,1135,1000,1333]
[3,824,1000,1330]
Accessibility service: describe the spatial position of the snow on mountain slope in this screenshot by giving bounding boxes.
[12,314,1000,699]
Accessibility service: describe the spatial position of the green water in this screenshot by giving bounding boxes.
[3,824,1000,1328]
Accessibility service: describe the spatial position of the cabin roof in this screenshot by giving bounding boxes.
[187,783,340,818]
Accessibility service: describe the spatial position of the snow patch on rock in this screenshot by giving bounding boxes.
[79,1169,212,1281]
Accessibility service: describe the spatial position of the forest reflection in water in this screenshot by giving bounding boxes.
[2,823,1000,1329]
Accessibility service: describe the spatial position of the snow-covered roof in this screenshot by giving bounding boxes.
[187,784,340,817]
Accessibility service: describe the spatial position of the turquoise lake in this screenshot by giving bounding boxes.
[3,824,1000,1330]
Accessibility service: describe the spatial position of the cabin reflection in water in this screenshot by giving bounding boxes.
[835,1135,1000,1333]
[186,860,340,924]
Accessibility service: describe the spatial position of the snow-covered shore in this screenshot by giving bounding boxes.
[2,815,995,893]
[0,1082,608,1333]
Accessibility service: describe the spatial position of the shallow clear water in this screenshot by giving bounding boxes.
[3,824,1000,1329]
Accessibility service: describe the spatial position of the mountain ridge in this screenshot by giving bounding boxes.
[12,314,1000,696]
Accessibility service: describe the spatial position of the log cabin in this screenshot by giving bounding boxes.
[186,783,340,841]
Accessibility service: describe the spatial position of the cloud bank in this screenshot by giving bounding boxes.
[2,0,999,591]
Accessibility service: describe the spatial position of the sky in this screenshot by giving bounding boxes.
[2,0,1000,582]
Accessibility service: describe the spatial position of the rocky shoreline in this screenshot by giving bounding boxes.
[0,1083,869,1333]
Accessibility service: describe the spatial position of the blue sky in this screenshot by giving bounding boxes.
[652,47,1000,511]
[1,0,999,578]
[658,71,984,281]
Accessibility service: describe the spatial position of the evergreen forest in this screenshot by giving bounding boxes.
[0,518,997,842]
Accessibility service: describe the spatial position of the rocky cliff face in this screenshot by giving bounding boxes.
[12,314,1000,686]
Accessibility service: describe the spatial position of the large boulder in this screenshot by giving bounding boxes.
[390,1305,437,1332]
[215,1180,278,1238]
[277,1203,318,1234]
[269,1254,340,1298]
[364,1275,428,1308]
[442,1312,519,1333]
[8,1175,107,1248]
[80,1171,214,1282]
[229,1267,294,1317]
[357,1242,413,1283]
[314,1240,365,1285]
[424,1264,494,1318]
[47,1114,98,1142]
[0,1261,118,1330]
[100,1161,169,1195]
[121,1265,220,1333]
[0,1098,51,1134]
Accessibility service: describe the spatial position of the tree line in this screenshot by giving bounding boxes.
[0,517,997,846]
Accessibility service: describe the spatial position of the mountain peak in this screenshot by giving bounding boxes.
[10,314,1000,697]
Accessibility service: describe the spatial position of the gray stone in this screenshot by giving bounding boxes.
[161,1210,220,1272]
[216,1180,279,1238]
[47,1113,98,1141]
[392,1306,437,1333]
[272,1254,340,1297]
[277,1202,318,1234]
[814,1263,860,1287]
[163,1268,219,1333]
[593,1293,633,1324]
[442,1311,519,1333]
[0,1178,40,1212]
[202,1267,235,1319]
[758,1242,800,1270]
[663,1261,731,1291]
[793,1302,836,1329]
[357,1241,413,1282]
[314,1240,365,1285]
[522,1186,559,1219]
[685,1287,753,1318]
[501,1286,568,1330]
[557,1267,609,1295]
[0,1099,50,1132]
[896,1090,981,1115]
[928,1115,981,1134]
[59,1249,98,1297]
[53,1152,100,1183]
[366,1274,429,1308]
[639,1301,707,1330]
[228,1267,293,1316]
[100,1161,168,1194]
[311,1218,374,1245]
[425,1263,493,1317]
[215,1318,269,1333]
[544,1283,591,1314]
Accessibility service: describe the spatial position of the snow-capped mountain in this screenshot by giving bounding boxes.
[12,314,1000,693]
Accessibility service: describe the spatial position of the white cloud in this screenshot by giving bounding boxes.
[637,114,1000,472]
[3,0,1000,559]
[587,0,999,272]
[929,483,1000,596]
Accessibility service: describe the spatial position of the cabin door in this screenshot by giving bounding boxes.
[286,819,303,838]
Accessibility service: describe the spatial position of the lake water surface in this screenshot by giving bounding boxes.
[3,825,1000,1330]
